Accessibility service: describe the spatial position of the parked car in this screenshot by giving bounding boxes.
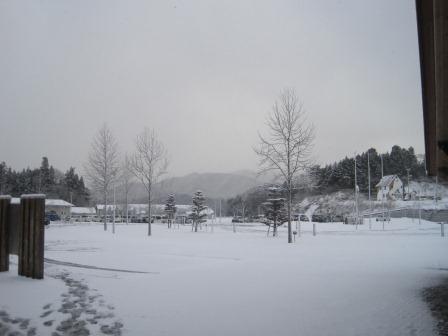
[45,212,60,225]
[332,215,344,222]
[299,214,310,221]
[232,216,243,223]
[311,214,325,222]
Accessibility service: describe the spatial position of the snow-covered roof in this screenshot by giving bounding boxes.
[375,175,400,188]
[10,198,73,206]
[46,199,74,207]
[71,207,96,215]
[96,204,117,211]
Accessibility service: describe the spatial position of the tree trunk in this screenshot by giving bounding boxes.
[287,185,292,243]
[125,192,129,225]
[103,190,107,231]
[148,190,151,236]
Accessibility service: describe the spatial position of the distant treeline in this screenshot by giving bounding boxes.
[0,157,90,206]
[310,145,426,194]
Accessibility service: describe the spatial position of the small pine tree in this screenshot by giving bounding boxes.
[190,190,207,232]
[263,186,287,237]
[164,194,177,228]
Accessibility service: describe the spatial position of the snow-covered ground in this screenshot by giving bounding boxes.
[0,218,447,336]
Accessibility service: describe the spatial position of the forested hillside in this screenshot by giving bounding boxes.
[0,157,90,206]
[226,145,426,217]
[310,145,426,194]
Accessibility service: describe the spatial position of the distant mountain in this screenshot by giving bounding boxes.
[127,171,275,202]
[157,172,265,199]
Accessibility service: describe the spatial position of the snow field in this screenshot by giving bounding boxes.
[0,218,446,335]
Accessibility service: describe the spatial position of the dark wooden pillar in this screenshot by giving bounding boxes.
[434,0,448,180]
[0,195,11,272]
[416,0,448,181]
[19,195,45,279]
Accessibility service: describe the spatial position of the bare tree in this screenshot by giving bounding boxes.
[85,124,120,231]
[121,154,134,224]
[254,89,315,243]
[130,128,168,236]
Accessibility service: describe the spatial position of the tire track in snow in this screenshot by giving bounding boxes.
[44,258,158,274]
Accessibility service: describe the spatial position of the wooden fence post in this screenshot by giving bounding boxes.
[19,195,45,279]
[0,195,11,272]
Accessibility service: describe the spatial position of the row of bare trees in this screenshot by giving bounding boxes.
[84,126,167,236]
[83,87,313,243]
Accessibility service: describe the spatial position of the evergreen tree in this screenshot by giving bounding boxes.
[189,190,207,232]
[62,167,90,206]
[39,156,57,194]
[0,159,90,202]
[311,146,425,195]
[262,186,287,237]
[164,194,177,228]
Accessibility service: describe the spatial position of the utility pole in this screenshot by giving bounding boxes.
[69,191,73,222]
[405,168,410,219]
[368,151,372,230]
[354,153,359,229]
[418,189,422,225]
[380,154,385,227]
[380,154,384,178]
[406,169,411,195]
[435,175,439,204]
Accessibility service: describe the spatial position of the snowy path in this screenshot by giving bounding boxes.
[0,218,447,336]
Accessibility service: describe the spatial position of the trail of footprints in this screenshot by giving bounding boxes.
[0,272,123,336]
[0,311,35,336]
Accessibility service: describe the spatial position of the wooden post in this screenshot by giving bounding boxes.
[313,223,316,236]
[9,204,21,255]
[0,196,11,272]
[19,197,29,276]
[19,195,45,279]
[442,223,445,237]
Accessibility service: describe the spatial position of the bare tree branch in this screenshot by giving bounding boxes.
[254,88,315,243]
[84,124,120,231]
[130,128,168,236]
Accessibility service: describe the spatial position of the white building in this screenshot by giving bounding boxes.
[45,199,74,219]
[71,207,97,222]
[375,175,403,201]
[11,198,73,219]
[96,204,119,217]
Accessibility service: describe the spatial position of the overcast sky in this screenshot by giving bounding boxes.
[0,0,424,178]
